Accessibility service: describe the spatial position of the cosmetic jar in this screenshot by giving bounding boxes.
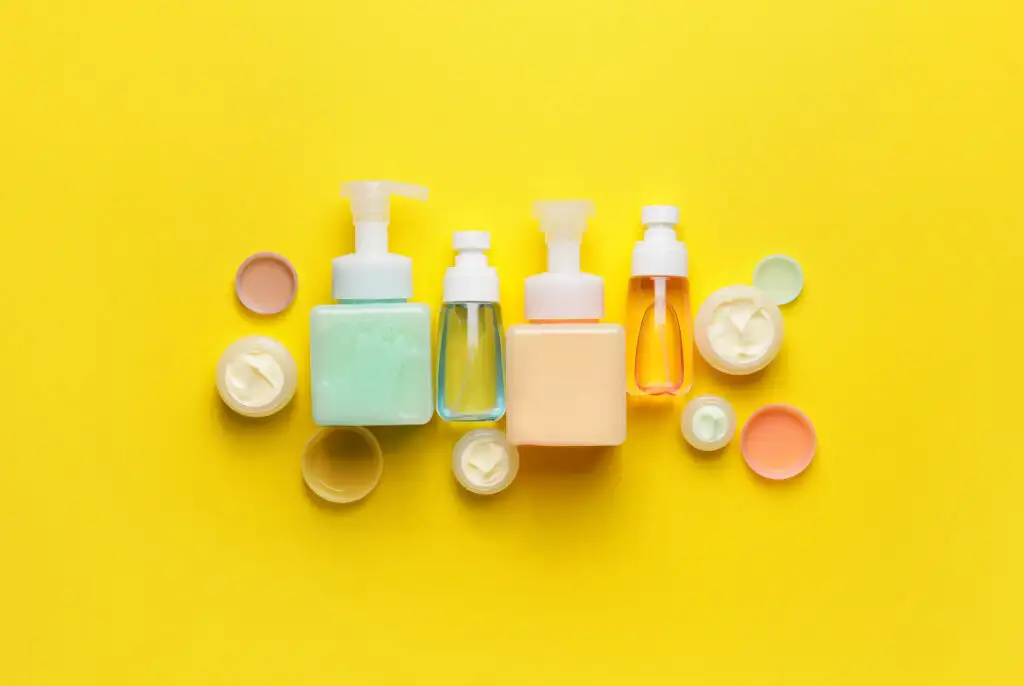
[694,285,784,375]
[452,429,519,495]
[216,335,297,417]
[681,395,737,451]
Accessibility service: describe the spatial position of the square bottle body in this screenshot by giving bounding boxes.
[505,323,627,446]
[310,302,433,426]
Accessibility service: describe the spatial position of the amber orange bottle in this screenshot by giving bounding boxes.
[625,206,693,396]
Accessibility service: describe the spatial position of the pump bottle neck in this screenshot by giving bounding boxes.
[547,238,581,273]
[643,224,676,241]
[355,220,389,255]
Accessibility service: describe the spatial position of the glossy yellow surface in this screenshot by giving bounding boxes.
[1,1,1020,682]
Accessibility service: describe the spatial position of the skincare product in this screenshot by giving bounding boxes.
[505,200,626,447]
[625,205,693,396]
[694,285,784,375]
[216,335,297,417]
[310,181,433,426]
[437,231,505,422]
[681,395,736,451]
[452,429,518,495]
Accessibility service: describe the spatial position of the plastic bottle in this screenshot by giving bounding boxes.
[310,180,433,426]
[437,231,505,422]
[625,205,693,396]
[505,200,626,446]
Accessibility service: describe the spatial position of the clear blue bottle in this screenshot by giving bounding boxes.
[437,232,505,422]
[310,181,433,426]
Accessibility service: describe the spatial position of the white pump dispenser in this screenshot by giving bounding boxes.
[525,200,604,321]
[443,231,498,303]
[333,180,429,301]
[631,205,688,329]
[631,205,687,278]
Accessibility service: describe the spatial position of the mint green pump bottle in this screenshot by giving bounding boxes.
[310,181,433,426]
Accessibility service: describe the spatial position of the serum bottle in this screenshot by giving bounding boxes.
[437,231,505,422]
[505,200,626,447]
[310,181,433,426]
[626,205,693,396]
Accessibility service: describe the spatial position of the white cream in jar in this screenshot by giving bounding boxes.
[452,429,519,495]
[217,336,298,417]
[694,286,784,375]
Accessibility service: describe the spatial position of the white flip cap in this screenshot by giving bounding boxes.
[332,180,429,301]
[632,205,688,278]
[524,200,604,321]
[443,231,499,303]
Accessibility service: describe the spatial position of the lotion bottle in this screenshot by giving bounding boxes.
[505,200,626,447]
[310,181,433,426]
[625,205,693,396]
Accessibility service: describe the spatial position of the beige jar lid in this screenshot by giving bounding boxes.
[302,427,384,504]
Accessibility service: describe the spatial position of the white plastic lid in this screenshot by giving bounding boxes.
[632,205,687,278]
[524,200,604,321]
[333,180,429,301]
[443,231,499,303]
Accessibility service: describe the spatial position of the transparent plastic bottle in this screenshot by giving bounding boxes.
[438,303,505,421]
[625,206,693,396]
[436,232,505,422]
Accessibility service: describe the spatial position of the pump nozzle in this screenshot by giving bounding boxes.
[532,200,594,274]
[333,180,429,301]
[524,199,604,321]
[341,180,429,223]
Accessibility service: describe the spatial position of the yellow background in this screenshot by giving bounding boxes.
[1,1,1021,683]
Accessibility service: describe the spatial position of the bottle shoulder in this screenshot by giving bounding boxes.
[508,322,624,336]
[311,301,431,320]
[441,302,501,311]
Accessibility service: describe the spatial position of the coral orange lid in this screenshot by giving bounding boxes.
[740,404,816,480]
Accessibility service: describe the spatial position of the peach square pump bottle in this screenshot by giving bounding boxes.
[505,200,627,447]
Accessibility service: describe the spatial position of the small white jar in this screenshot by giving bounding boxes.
[694,285,784,375]
[452,430,519,495]
[681,395,737,451]
[216,335,297,417]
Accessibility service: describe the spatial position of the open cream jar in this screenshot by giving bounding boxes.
[216,335,298,417]
[694,285,784,375]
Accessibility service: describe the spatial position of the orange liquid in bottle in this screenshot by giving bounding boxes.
[625,276,693,396]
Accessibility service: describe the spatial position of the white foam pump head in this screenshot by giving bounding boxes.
[525,200,604,321]
[632,205,687,278]
[333,180,429,301]
[444,231,498,303]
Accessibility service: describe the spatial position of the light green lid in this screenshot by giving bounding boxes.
[753,254,804,305]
